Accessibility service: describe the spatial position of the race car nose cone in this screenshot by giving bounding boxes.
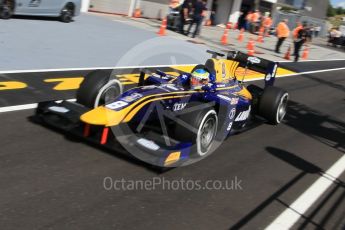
[80,106,125,126]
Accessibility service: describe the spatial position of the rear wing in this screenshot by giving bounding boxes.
[227,51,279,87]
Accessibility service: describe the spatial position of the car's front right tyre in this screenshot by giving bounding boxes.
[174,104,218,157]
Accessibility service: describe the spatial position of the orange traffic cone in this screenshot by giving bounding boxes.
[226,22,233,30]
[157,18,167,36]
[284,45,291,60]
[237,29,244,42]
[257,27,264,43]
[302,45,309,60]
[247,38,255,56]
[204,19,211,26]
[133,8,141,18]
[234,22,238,30]
[259,26,264,34]
[257,34,263,43]
[221,28,229,45]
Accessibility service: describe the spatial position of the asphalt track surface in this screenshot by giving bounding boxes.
[0,14,209,70]
[0,61,345,229]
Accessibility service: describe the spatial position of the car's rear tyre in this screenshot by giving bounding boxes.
[0,1,14,19]
[60,4,74,23]
[258,86,288,125]
[76,70,123,108]
[174,103,218,157]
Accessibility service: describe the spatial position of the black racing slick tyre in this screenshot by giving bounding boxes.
[0,1,13,19]
[76,70,122,108]
[174,103,218,157]
[258,86,289,125]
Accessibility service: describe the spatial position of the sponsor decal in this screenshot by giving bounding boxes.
[229,108,236,119]
[181,74,188,80]
[173,102,187,111]
[248,57,261,64]
[106,101,128,110]
[235,106,251,122]
[137,138,160,151]
[230,97,239,105]
[273,64,278,76]
[217,94,231,101]
[48,106,69,113]
[141,85,156,90]
[152,73,161,78]
[217,84,226,88]
[217,95,239,105]
[226,122,233,131]
[265,73,272,81]
[222,62,226,79]
[266,64,277,81]
[122,93,143,102]
[165,84,179,91]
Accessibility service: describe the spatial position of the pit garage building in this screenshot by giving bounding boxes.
[82,0,327,35]
[84,0,277,24]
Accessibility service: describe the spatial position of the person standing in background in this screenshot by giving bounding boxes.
[309,25,315,40]
[293,22,308,62]
[275,19,290,54]
[262,12,272,36]
[293,22,303,40]
[210,0,217,26]
[251,10,261,33]
[179,0,195,35]
[238,11,246,30]
[306,25,313,42]
[186,0,206,38]
[245,11,253,31]
[314,25,321,37]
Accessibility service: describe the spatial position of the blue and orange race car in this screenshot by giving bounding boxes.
[35,51,289,167]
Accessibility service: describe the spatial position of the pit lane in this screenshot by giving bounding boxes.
[0,61,344,229]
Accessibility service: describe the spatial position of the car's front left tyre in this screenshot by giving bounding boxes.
[76,70,123,108]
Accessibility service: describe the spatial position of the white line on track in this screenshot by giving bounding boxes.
[0,64,197,74]
[1,66,345,114]
[0,59,344,74]
[266,154,345,229]
[243,67,345,82]
[0,99,76,113]
[278,67,345,77]
[278,58,345,63]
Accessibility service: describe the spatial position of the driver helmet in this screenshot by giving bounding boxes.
[191,69,210,88]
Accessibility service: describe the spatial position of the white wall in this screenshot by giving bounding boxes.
[228,0,242,23]
[215,0,232,24]
[140,0,169,19]
[81,0,90,12]
[89,0,133,15]
[88,0,168,18]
